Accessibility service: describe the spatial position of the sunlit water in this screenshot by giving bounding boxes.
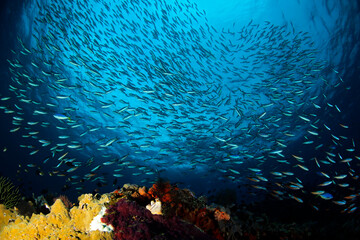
[1,0,359,213]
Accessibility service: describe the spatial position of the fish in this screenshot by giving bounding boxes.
[3,0,358,214]
[311,190,325,195]
[320,193,333,200]
[289,194,303,203]
[296,164,309,171]
[318,181,333,187]
[53,113,70,120]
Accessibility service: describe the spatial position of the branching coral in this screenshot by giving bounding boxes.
[101,198,216,240]
[0,176,21,209]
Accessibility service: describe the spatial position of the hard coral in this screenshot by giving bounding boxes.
[0,194,113,240]
[102,198,215,240]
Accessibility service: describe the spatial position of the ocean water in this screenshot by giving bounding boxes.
[1,0,360,219]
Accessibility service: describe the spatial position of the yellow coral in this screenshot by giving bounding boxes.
[70,193,111,232]
[0,204,21,232]
[0,194,113,240]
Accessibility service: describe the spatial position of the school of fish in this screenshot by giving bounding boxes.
[1,0,359,213]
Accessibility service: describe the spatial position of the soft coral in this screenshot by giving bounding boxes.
[101,198,215,240]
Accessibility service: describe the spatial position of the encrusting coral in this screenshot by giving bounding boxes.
[0,194,113,239]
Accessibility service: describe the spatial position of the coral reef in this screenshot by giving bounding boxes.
[2,180,360,240]
[0,194,113,239]
[0,176,21,209]
[3,182,356,239]
[113,181,229,240]
[101,198,216,240]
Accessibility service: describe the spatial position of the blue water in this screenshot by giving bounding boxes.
[1,0,360,215]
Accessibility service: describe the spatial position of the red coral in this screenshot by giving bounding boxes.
[141,181,225,240]
[113,181,227,240]
[147,181,176,203]
[101,198,215,240]
[193,208,225,240]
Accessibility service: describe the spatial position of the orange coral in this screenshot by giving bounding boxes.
[147,181,179,203]
[214,209,230,221]
[131,191,140,198]
[161,193,172,203]
[138,186,147,196]
[112,189,121,195]
[193,208,224,240]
